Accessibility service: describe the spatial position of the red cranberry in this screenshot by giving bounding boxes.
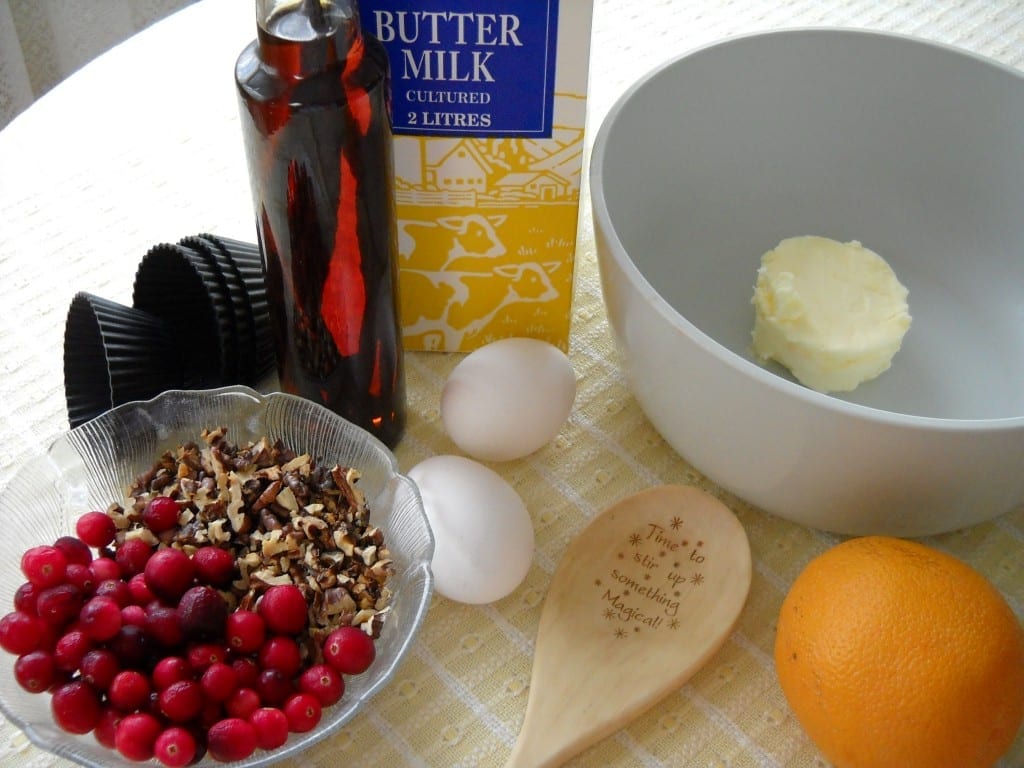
[226,610,265,654]
[207,717,258,762]
[93,707,122,749]
[298,663,345,707]
[224,687,260,719]
[144,548,195,602]
[14,650,56,693]
[79,596,123,642]
[142,496,180,533]
[116,538,153,577]
[153,656,192,691]
[187,641,228,671]
[0,611,43,655]
[154,725,197,768]
[128,572,156,605]
[121,604,147,627]
[258,635,302,677]
[64,563,96,595]
[76,511,117,548]
[258,584,308,634]
[323,625,376,675]
[94,577,132,607]
[88,557,121,583]
[177,586,228,641]
[249,706,290,749]
[51,680,102,734]
[200,661,238,702]
[108,669,152,712]
[114,712,163,761]
[158,679,204,723]
[53,535,93,566]
[145,603,185,648]
[36,584,83,627]
[21,545,68,588]
[231,657,260,689]
[257,667,294,706]
[34,621,59,654]
[54,629,93,672]
[192,546,236,587]
[284,692,322,733]
[80,648,120,690]
[110,623,152,669]
[13,582,40,615]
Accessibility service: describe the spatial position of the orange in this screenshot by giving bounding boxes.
[774,535,1024,768]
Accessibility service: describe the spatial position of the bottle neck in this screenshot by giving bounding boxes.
[256,0,361,77]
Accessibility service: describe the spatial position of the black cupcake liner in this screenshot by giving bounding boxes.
[63,292,182,428]
[179,243,240,383]
[132,244,232,389]
[179,236,254,384]
[200,234,275,383]
[63,233,275,426]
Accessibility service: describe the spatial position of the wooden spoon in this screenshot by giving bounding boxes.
[506,485,752,768]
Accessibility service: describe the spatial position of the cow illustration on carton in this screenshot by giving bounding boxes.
[398,212,564,350]
[394,127,585,352]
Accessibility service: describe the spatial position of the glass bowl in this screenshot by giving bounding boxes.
[0,386,434,767]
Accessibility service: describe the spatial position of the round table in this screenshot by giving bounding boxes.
[0,0,1022,766]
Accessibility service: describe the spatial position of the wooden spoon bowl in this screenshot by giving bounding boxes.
[506,485,753,767]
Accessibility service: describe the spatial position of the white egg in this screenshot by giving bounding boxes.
[441,337,576,462]
[408,455,534,605]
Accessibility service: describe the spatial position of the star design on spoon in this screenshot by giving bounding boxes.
[629,533,642,546]
[670,516,683,530]
[690,573,705,586]
[614,628,628,639]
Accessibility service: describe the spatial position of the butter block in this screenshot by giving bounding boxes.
[751,236,911,392]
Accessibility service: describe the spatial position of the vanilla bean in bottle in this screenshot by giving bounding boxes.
[235,0,405,447]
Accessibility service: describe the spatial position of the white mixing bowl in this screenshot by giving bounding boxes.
[591,28,1024,536]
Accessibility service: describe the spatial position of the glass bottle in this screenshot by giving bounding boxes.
[235,0,406,447]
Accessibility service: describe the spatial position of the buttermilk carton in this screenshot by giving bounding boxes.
[358,1,594,352]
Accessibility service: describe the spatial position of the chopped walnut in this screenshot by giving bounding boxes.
[111,429,395,649]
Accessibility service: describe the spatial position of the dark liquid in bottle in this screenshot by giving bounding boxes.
[235,1,405,447]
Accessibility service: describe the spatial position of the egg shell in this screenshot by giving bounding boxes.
[408,455,534,605]
[440,337,576,462]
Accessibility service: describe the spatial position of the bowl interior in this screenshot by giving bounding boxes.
[0,386,433,768]
[597,29,1024,420]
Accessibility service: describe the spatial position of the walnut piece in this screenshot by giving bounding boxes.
[111,429,395,651]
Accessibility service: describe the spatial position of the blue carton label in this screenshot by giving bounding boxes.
[359,1,560,137]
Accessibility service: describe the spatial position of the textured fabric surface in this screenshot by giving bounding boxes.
[0,0,1022,766]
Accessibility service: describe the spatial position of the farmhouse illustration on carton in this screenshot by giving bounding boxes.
[395,93,586,351]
